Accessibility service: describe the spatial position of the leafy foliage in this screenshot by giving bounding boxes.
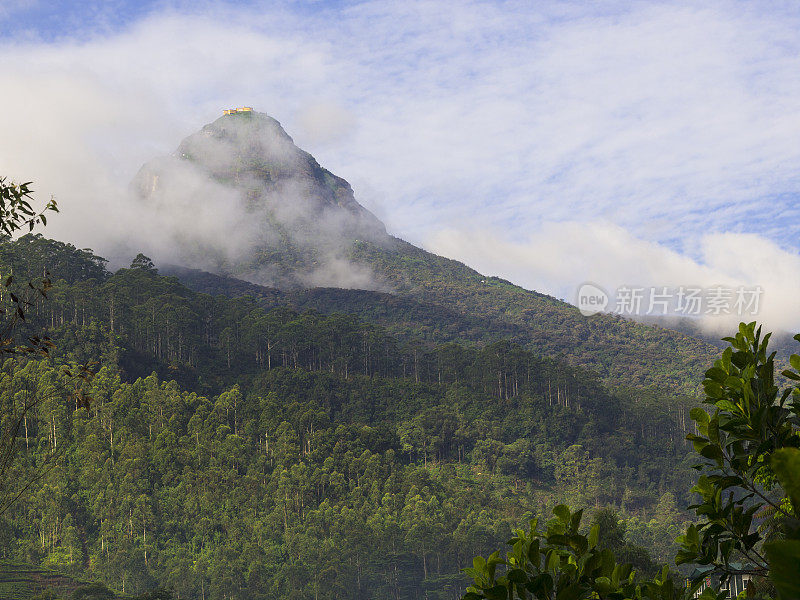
[462,323,800,600]
[677,322,800,596]
[0,182,62,355]
[462,505,680,600]
[0,179,57,237]
[0,189,96,522]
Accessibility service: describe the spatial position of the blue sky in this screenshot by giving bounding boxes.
[3,0,160,39]
[3,1,352,39]
[2,0,800,330]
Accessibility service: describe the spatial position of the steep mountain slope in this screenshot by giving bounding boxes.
[165,258,718,393]
[132,111,389,287]
[347,240,720,392]
[136,110,719,391]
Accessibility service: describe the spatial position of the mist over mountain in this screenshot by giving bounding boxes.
[132,110,390,289]
[122,109,723,394]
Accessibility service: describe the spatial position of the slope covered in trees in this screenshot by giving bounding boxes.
[0,234,699,599]
[164,241,720,395]
[347,239,720,394]
[130,111,718,395]
[1,360,695,599]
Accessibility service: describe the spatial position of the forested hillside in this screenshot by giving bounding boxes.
[129,110,718,395]
[164,243,721,395]
[0,234,697,599]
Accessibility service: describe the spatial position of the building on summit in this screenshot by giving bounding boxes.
[224,107,254,115]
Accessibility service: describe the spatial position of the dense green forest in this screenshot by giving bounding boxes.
[167,239,721,396]
[0,234,701,599]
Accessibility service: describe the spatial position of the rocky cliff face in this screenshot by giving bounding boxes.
[132,110,389,289]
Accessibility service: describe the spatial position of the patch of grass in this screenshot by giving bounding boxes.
[0,562,91,600]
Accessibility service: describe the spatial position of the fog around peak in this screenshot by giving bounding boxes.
[128,111,390,289]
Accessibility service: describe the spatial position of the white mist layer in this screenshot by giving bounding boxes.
[428,223,800,334]
[127,112,387,289]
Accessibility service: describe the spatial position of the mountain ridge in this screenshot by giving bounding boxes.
[126,110,721,392]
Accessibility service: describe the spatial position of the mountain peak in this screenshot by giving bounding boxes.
[131,110,389,288]
[207,108,295,144]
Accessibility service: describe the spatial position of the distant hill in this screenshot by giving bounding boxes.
[131,110,721,393]
[164,250,720,395]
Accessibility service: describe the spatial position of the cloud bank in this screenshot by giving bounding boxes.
[0,0,799,328]
[430,225,800,333]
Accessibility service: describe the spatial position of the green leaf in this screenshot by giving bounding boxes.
[707,415,720,444]
[714,399,738,412]
[487,550,502,582]
[690,407,710,425]
[526,573,553,597]
[546,550,559,571]
[528,539,540,564]
[703,381,724,399]
[765,540,800,599]
[780,369,800,381]
[705,367,728,383]
[723,346,734,372]
[724,375,743,389]
[594,576,614,595]
[482,585,508,600]
[700,444,724,464]
[770,447,800,512]
[588,524,599,549]
[529,517,539,536]
[473,556,486,573]
[507,569,527,584]
[570,508,583,531]
[555,582,583,600]
[553,505,570,523]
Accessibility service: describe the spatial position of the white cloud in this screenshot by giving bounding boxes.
[0,0,798,327]
[427,223,800,333]
[295,102,357,146]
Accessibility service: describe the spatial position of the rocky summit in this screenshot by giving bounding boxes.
[132,110,388,287]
